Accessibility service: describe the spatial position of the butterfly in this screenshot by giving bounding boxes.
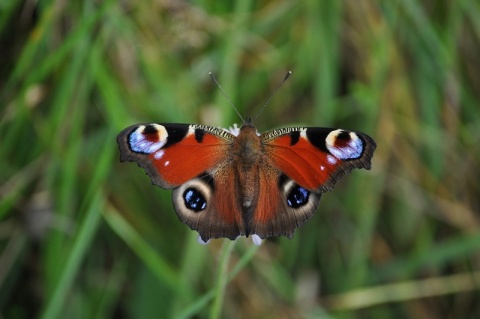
[117,117,376,243]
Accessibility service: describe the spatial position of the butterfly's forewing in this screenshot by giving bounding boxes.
[117,123,234,188]
[262,127,376,191]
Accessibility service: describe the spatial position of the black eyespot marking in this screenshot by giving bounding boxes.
[143,124,159,134]
[306,129,329,152]
[337,130,351,141]
[287,185,310,208]
[278,174,288,188]
[163,124,190,148]
[195,129,205,143]
[183,188,207,212]
[290,131,300,146]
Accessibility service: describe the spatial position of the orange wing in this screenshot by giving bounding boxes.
[262,127,376,192]
[117,123,234,188]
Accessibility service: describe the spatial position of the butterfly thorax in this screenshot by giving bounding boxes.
[233,125,262,160]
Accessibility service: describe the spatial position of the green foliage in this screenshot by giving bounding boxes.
[1,0,480,318]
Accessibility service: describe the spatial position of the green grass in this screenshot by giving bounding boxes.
[1,0,480,318]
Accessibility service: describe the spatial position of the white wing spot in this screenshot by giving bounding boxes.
[320,165,325,170]
[187,125,196,136]
[300,128,307,139]
[154,150,165,159]
[164,160,170,166]
[327,155,337,165]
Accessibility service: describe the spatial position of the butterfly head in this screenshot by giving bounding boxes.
[238,119,261,139]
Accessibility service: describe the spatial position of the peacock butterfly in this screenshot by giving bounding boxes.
[117,74,376,245]
[117,119,376,244]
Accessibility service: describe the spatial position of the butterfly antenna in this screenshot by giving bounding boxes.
[252,71,292,123]
[209,72,245,124]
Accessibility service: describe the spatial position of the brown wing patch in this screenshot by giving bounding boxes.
[249,170,322,239]
[172,166,245,241]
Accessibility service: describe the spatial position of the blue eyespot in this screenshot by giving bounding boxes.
[287,185,310,208]
[183,188,207,212]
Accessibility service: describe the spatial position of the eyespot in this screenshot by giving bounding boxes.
[325,129,364,160]
[183,188,207,212]
[128,124,168,154]
[286,185,310,208]
[173,174,213,217]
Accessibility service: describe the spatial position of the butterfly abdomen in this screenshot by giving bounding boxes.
[230,125,264,233]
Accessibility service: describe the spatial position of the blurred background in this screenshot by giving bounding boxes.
[1,1,480,318]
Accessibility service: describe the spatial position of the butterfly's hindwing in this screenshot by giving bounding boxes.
[249,172,322,239]
[172,167,245,241]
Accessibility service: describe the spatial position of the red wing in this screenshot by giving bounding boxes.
[117,123,234,189]
[262,127,376,192]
